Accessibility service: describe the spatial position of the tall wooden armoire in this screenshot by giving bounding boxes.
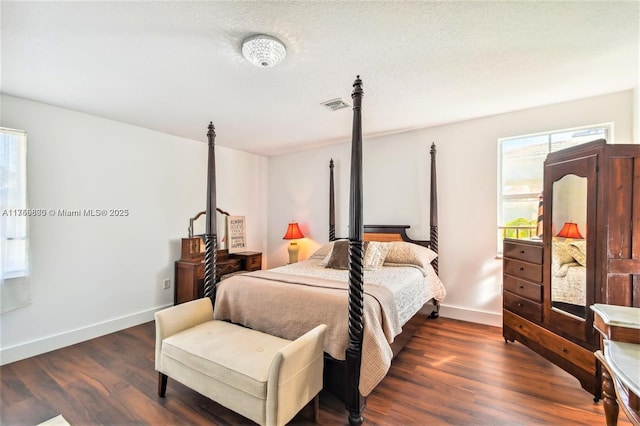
[503,139,640,399]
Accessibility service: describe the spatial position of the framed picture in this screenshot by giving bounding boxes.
[228,215,246,253]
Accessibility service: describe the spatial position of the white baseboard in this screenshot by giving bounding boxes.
[438,304,502,328]
[0,304,172,366]
[1,303,502,366]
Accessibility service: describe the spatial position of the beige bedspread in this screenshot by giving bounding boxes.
[213,270,402,396]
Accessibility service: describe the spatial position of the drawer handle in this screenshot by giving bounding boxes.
[519,267,524,271]
[520,250,525,254]
[518,324,523,329]
[517,303,524,308]
[561,347,567,353]
[518,285,524,289]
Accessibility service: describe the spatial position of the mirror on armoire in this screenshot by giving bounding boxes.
[550,174,587,320]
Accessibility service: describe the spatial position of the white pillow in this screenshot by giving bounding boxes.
[551,240,575,275]
[567,240,587,266]
[383,241,437,275]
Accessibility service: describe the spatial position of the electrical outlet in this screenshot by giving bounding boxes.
[163,278,171,290]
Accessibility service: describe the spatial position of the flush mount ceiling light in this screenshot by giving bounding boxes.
[242,34,286,68]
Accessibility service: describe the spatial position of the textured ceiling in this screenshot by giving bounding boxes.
[2,1,638,156]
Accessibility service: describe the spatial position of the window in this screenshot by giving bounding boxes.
[1,128,28,279]
[497,124,611,253]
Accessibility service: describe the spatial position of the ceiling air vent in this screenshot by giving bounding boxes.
[321,98,351,111]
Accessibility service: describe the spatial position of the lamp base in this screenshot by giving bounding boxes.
[288,242,299,264]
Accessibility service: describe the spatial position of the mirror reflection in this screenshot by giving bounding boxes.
[551,174,587,319]
[189,210,229,251]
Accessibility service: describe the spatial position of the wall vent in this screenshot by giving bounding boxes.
[321,98,351,111]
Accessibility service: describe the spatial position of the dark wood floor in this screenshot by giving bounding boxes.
[1,316,628,425]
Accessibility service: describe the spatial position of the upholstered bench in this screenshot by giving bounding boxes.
[155,298,326,426]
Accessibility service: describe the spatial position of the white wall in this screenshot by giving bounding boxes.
[267,90,634,327]
[634,85,639,144]
[1,90,632,363]
[0,95,268,364]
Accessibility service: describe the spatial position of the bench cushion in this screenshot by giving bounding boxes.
[161,320,291,399]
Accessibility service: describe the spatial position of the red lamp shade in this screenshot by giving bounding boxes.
[556,222,584,239]
[282,222,304,240]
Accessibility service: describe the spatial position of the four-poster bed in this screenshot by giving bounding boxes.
[158,76,443,425]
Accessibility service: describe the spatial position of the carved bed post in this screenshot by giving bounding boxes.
[429,143,438,275]
[346,76,365,426]
[329,159,336,241]
[203,122,218,302]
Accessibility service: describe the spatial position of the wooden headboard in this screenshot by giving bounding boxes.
[363,225,430,248]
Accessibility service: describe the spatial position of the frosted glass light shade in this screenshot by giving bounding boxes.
[242,35,286,68]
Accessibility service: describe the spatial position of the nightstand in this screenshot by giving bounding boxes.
[231,251,262,272]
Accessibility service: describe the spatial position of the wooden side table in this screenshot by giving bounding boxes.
[591,304,640,426]
[230,251,262,272]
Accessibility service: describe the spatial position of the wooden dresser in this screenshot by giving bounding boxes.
[503,239,544,324]
[174,250,262,305]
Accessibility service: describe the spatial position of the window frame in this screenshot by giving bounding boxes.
[1,127,29,279]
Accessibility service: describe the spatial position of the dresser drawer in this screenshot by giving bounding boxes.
[218,258,242,276]
[503,310,595,375]
[503,240,543,264]
[504,291,542,322]
[504,275,542,302]
[504,258,542,283]
[244,253,262,271]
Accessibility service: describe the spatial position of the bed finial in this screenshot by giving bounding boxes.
[352,75,363,97]
[207,122,216,141]
[203,122,218,303]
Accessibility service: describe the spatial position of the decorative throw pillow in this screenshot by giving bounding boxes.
[318,240,345,266]
[383,241,437,273]
[567,240,587,266]
[363,241,391,270]
[310,240,337,260]
[326,240,352,269]
[325,240,371,270]
[551,240,576,275]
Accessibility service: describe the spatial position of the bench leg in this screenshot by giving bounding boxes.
[158,373,168,397]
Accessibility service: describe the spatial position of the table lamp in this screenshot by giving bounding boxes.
[556,221,584,239]
[283,222,304,263]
